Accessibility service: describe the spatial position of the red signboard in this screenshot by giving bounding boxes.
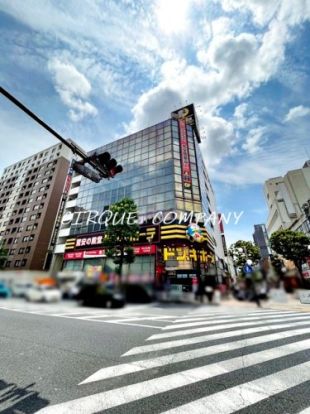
[64,251,84,260]
[134,245,156,255]
[178,118,192,189]
[64,245,156,260]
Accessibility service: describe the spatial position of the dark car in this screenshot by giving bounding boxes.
[77,284,125,308]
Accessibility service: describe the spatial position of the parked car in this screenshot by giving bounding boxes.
[0,283,11,298]
[25,285,61,303]
[76,284,125,308]
[12,282,33,297]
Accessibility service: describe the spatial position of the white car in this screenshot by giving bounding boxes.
[12,282,33,297]
[25,285,62,303]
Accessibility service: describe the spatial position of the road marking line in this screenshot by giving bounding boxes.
[36,343,310,413]
[149,315,310,340]
[80,327,310,384]
[163,361,310,414]
[172,311,303,323]
[166,312,305,329]
[123,320,310,356]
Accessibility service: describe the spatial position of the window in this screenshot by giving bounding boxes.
[18,247,25,254]
[14,260,21,267]
[29,234,35,241]
[9,249,16,255]
[30,214,36,220]
[26,225,32,231]
[22,236,29,242]
[25,246,31,254]
[21,259,27,267]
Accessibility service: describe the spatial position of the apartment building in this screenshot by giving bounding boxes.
[0,143,72,270]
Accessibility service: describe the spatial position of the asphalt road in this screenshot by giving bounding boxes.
[0,300,310,414]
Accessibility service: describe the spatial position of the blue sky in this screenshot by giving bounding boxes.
[1,0,310,245]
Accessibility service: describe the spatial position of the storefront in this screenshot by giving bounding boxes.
[62,222,215,292]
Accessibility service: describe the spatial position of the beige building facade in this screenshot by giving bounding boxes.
[264,161,310,236]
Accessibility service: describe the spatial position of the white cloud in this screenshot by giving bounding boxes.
[242,126,267,154]
[220,0,310,27]
[284,105,310,122]
[199,114,236,167]
[48,58,98,122]
[155,0,190,35]
[233,103,248,129]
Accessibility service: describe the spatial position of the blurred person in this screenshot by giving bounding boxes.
[243,260,261,307]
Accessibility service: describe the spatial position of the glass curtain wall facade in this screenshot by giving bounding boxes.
[70,118,204,236]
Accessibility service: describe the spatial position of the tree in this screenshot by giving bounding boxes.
[103,198,140,280]
[0,240,8,269]
[270,229,310,273]
[229,240,260,269]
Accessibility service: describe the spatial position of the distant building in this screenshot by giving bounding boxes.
[0,143,72,270]
[253,224,271,258]
[264,161,310,236]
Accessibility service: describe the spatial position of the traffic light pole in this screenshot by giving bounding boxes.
[0,86,110,178]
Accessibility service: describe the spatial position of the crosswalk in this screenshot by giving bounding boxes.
[0,302,177,328]
[35,308,310,413]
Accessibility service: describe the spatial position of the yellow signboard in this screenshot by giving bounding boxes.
[163,247,214,263]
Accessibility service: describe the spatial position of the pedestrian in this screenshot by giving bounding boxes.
[243,260,261,307]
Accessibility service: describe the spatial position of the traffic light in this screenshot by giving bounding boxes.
[72,152,123,183]
[96,151,123,178]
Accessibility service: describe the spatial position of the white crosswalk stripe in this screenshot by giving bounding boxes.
[34,309,310,413]
[165,311,307,329]
[124,319,310,356]
[163,362,310,414]
[80,327,310,384]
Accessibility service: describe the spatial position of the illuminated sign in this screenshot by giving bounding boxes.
[64,245,156,260]
[178,118,192,189]
[65,225,160,251]
[163,247,214,263]
[76,235,103,248]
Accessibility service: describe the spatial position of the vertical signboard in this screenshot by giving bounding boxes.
[178,118,192,189]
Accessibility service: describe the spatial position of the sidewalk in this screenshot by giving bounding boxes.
[220,290,310,313]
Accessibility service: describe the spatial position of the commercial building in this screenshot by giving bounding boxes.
[53,105,226,291]
[253,224,271,259]
[264,161,310,236]
[0,143,72,270]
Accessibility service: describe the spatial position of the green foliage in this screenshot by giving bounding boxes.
[270,229,310,270]
[103,198,139,277]
[229,240,260,268]
[0,240,8,269]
